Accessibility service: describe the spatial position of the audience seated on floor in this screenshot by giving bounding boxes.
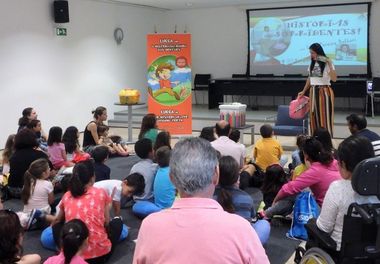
[259,164,290,219]
[42,160,123,263]
[97,125,129,157]
[138,113,158,145]
[307,136,375,258]
[92,145,111,182]
[133,137,269,263]
[8,129,53,199]
[82,106,108,154]
[44,219,89,264]
[214,156,271,245]
[62,126,90,162]
[47,126,74,170]
[17,159,56,231]
[265,137,341,219]
[130,139,158,216]
[1,134,15,176]
[132,146,176,218]
[153,130,171,152]
[290,134,308,170]
[94,173,145,217]
[346,113,380,156]
[211,120,245,168]
[253,124,286,171]
[27,120,48,152]
[313,128,336,157]
[0,209,41,264]
[199,126,216,142]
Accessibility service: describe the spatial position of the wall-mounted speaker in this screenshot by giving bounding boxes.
[54,1,69,23]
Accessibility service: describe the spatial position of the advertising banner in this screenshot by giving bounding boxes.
[147,34,192,135]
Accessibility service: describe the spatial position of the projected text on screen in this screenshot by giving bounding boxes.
[248,4,369,76]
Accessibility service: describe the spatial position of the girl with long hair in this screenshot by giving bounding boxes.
[138,113,158,144]
[44,219,89,264]
[214,156,271,245]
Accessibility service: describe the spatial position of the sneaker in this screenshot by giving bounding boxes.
[26,209,42,230]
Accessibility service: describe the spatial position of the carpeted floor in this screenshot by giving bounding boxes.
[3,155,300,264]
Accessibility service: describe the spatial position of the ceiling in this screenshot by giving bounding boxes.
[105,0,308,10]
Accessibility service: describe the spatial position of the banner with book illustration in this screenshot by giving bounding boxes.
[147,34,192,135]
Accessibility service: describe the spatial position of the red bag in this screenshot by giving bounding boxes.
[289,96,310,119]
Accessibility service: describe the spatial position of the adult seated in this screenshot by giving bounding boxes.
[346,114,380,156]
[8,129,51,198]
[266,137,341,218]
[307,136,375,256]
[133,137,269,263]
[211,120,245,168]
[82,106,108,154]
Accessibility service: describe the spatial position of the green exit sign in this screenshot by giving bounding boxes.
[56,27,67,36]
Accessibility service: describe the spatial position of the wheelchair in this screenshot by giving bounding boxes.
[299,156,380,264]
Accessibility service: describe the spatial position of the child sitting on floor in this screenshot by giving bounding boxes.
[259,164,294,219]
[47,126,74,169]
[18,159,56,230]
[0,210,41,264]
[94,172,145,217]
[132,146,176,218]
[253,124,286,171]
[92,146,111,182]
[130,138,158,203]
[97,125,129,156]
[214,156,271,245]
[44,219,89,264]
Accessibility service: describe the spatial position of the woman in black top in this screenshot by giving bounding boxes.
[8,129,51,198]
[82,106,108,153]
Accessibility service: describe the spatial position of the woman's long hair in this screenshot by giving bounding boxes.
[138,113,157,140]
[217,156,240,213]
[309,43,327,76]
[261,164,288,194]
[2,134,16,164]
[62,126,79,154]
[21,159,50,204]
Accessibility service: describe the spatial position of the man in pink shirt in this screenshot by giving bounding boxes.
[133,137,269,264]
[211,120,245,168]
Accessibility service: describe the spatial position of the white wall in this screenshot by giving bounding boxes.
[1,0,379,147]
[0,0,163,146]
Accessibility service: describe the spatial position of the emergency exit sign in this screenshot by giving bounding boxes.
[56,27,67,36]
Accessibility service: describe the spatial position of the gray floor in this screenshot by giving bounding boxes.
[4,155,301,264]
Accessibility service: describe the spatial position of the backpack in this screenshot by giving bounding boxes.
[289,96,309,119]
[287,191,320,240]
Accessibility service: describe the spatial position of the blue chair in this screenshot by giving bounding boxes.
[269,105,308,136]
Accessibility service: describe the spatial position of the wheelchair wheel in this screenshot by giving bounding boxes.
[300,247,336,264]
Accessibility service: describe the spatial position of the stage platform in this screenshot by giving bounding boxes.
[108,104,380,142]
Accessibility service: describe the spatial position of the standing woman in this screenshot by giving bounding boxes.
[298,43,337,137]
[83,106,108,154]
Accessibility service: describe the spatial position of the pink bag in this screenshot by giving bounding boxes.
[289,96,310,119]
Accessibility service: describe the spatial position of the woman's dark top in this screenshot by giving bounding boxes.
[83,121,97,147]
[8,148,49,188]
